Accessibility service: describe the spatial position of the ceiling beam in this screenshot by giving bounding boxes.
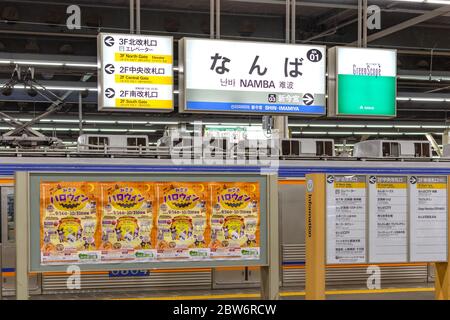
[351,5,450,45]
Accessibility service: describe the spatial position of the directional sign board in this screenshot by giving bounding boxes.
[97,33,173,112]
[326,175,367,264]
[178,38,326,115]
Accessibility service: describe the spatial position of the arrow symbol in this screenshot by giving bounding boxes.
[104,36,115,47]
[105,88,115,98]
[369,176,376,184]
[104,64,115,74]
[327,175,334,184]
[303,93,314,106]
[410,176,417,184]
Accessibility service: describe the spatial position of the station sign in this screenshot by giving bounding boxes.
[97,33,173,112]
[179,38,326,115]
[328,47,397,118]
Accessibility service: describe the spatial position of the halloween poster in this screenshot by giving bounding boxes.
[99,182,157,262]
[156,182,210,260]
[40,182,101,265]
[209,182,260,259]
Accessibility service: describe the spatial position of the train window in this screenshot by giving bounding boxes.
[414,143,430,157]
[382,142,390,156]
[127,137,147,147]
[291,140,299,155]
[316,141,332,156]
[88,136,109,150]
[390,142,400,157]
[282,140,290,156]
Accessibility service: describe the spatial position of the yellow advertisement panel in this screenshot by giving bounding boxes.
[209,182,260,259]
[40,182,100,265]
[156,182,210,260]
[99,182,156,262]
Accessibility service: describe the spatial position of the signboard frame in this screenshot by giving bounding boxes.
[178,37,327,116]
[327,46,397,119]
[97,32,174,112]
[324,173,448,265]
[19,171,275,273]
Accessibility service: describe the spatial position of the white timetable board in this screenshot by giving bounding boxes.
[368,175,408,263]
[326,175,367,264]
[409,176,448,262]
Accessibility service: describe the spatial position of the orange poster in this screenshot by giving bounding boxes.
[156,182,210,259]
[40,182,100,265]
[99,182,156,262]
[209,182,260,259]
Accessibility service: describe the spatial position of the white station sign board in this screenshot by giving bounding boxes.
[409,176,448,262]
[326,175,367,264]
[179,38,326,115]
[368,176,408,263]
[98,33,173,112]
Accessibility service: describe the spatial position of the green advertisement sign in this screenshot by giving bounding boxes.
[330,47,397,118]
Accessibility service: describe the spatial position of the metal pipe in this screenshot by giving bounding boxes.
[130,0,135,34]
[358,0,362,47]
[285,0,290,43]
[78,92,83,135]
[363,0,368,47]
[136,0,141,34]
[291,0,296,43]
[216,0,220,39]
[210,0,215,39]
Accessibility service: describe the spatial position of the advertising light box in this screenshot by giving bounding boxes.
[328,47,397,118]
[97,33,173,112]
[28,172,272,272]
[179,38,326,116]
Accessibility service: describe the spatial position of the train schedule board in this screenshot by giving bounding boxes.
[97,33,173,112]
[26,172,272,272]
[179,38,326,115]
[328,47,397,118]
[326,174,367,264]
[368,175,408,263]
[409,176,448,262]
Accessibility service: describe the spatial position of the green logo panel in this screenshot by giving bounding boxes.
[338,74,396,116]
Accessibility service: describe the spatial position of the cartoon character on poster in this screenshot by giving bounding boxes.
[210,182,260,259]
[156,183,209,259]
[40,182,99,264]
[100,182,156,262]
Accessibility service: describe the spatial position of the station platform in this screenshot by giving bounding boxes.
[5,285,435,300]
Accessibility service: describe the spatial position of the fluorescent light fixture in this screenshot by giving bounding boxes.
[147,121,179,125]
[118,121,149,124]
[85,120,116,124]
[309,124,337,128]
[366,125,393,128]
[128,129,157,132]
[410,97,445,102]
[394,125,420,128]
[17,61,63,66]
[327,132,353,135]
[396,97,410,101]
[404,132,428,135]
[394,0,450,4]
[422,125,447,128]
[338,124,365,128]
[353,132,378,135]
[44,86,97,91]
[294,131,327,135]
[378,132,404,135]
[288,124,309,127]
[64,63,98,68]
